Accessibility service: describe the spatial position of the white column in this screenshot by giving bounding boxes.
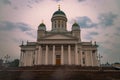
[91,52,93,66]
[30,52,33,66]
[75,44,78,65]
[22,52,25,66]
[38,45,41,65]
[95,51,98,66]
[24,51,28,66]
[19,51,23,66]
[85,52,88,66]
[34,50,38,65]
[23,52,27,66]
[53,45,55,65]
[68,45,71,65]
[80,50,83,66]
[61,45,64,65]
[32,51,35,66]
[45,45,48,65]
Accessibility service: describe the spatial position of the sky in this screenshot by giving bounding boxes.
[0,0,120,64]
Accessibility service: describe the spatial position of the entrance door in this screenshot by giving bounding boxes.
[56,55,61,65]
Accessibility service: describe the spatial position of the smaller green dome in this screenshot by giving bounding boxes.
[72,22,80,30]
[72,23,79,27]
[39,23,45,26]
[38,23,46,31]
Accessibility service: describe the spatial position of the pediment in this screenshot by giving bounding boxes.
[42,34,77,40]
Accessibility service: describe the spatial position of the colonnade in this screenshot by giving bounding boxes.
[19,44,98,66]
[37,44,79,65]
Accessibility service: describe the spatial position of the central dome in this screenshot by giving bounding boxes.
[53,9,66,16]
[52,8,66,17]
[51,6,67,32]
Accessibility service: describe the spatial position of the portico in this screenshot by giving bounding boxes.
[36,44,78,65]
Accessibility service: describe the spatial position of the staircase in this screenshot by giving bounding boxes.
[0,65,120,80]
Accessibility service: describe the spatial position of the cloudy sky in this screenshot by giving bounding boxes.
[0,0,120,64]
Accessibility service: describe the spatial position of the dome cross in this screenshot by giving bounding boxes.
[58,4,60,10]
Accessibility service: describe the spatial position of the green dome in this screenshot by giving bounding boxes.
[53,9,66,16]
[38,23,46,31]
[39,23,45,26]
[72,22,80,30]
[72,23,79,27]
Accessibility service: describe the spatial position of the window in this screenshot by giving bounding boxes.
[22,50,26,53]
[54,21,56,28]
[92,50,96,53]
[58,20,60,28]
[33,59,35,65]
[82,51,85,55]
[62,21,64,28]
[56,55,61,59]
[83,58,85,64]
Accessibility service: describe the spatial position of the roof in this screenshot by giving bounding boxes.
[39,23,45,27]
[72,23,79,27]
[53,9,66,16]
[39,33,78,40]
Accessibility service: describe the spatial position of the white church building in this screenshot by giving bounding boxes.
[19,6,99,67]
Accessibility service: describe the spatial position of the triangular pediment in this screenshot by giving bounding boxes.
[42,34,77,40]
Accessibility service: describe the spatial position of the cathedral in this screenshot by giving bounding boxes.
[19,6,98,67]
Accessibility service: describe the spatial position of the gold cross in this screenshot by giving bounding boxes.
[58,4,60,10]
[42,20,44,23]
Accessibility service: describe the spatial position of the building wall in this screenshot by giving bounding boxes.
[20,44,98,67]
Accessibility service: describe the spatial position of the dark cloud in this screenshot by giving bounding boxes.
[53,0,61,2]
[73,12,117,29]
[84,35,92,40]
[98,12,117,26]
[0,21,15,31]
[84,32,99,40]
[89,32,99,35]
[25,0,43,8]
[78,0,86,2]
[0,21,36,60]
[26,31,37,39]
[75,16,97,28]
[0,21,32,32]
[114,33,120,37]
[116,27,120,31]
[32,0,43,3]
[28,0,43,4]
[17,23,32,31]
[1,0,11,5]
[27,4,32,8]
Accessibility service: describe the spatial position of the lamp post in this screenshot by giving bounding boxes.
[4,54,10,67]
[98,53,103,70]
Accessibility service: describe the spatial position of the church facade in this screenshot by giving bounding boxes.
[19,7,98,67]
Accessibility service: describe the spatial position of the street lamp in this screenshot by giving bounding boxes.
[4,54,10,67]
[97,53,103,70]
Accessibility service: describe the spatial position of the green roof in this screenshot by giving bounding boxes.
[38,23,46,31]
[53,9,66,16]
[39,23,45,27]
[72,23,79,27]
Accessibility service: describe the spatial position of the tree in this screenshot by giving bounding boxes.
[9,59,19,67]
